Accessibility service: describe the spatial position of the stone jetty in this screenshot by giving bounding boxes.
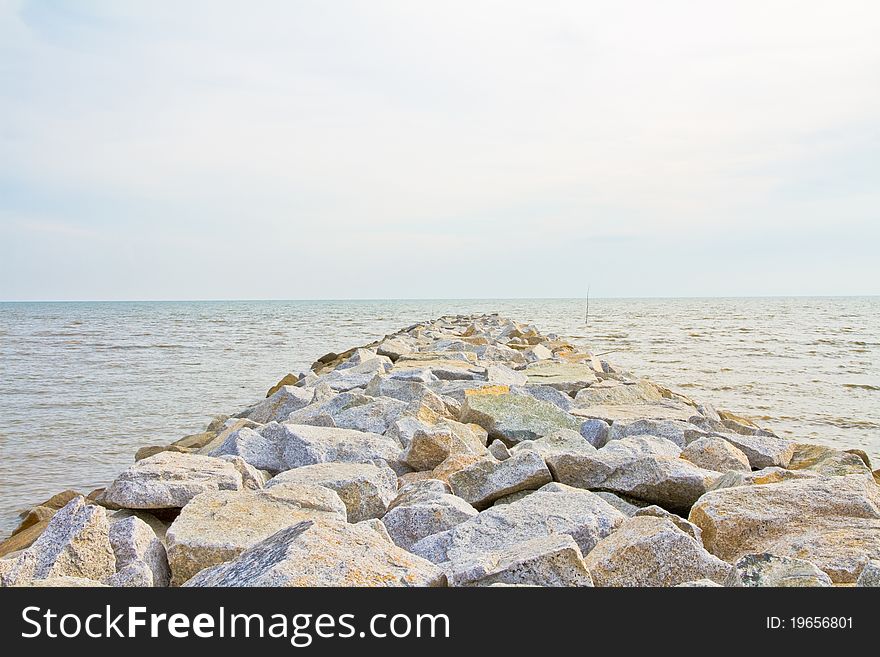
[2,313,879,587]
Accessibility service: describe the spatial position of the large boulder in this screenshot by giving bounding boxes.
[166,484,347,586]
[787,444,873,477]
[681,436,751,473]
[382,489,477,551]
[521,361,598,393]
[549,436,719,510]
[265,462,397,522]
[717,433,796,469]
[689,474,880,583]
[211,422,403,474]
[607,419,708,449]
[239,385,313,423]
[107,515,169,587]
[582,516,732,587]
[400,418,489,470]
[725,553,832,587]
[183,520,446,587]
[100,452,247,509]
[448,451,552,509]
[857,560,880,587]
[410,484,626,569]
[459,389,582,445]
[571,403,696,424]
[1,497,116,586]
[573,380,665,406]
[448,534,593,587]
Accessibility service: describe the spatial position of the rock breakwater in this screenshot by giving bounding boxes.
[2,313,879,587]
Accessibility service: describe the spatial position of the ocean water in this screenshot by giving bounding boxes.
[0,297,877,534]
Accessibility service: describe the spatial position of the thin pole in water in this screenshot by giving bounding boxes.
[584,284,590,325]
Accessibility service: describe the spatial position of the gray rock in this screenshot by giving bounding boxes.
[485,364,528,386]
[400,418,489,471]
[166,484,347,586]
[101,452,246,509]
[448,451,552,509]
[410,484,625,568]
[460,390,582,445]
[487,439,511,460]
[726,553,832,587]
[382,494,478,551]
[213,422,403,474]
[717,433,796,469]
[857,560,880,587]
[549,436,719,510]
[593,491,646,516]
[108,515,169,587]
[184,520,446,587]
[573,380,665,406]
[521,361,598,393]
[689,473,880,583]
[521,344,553,363]
[676,579,723,587]
[265,462,397,522]
[583,516,732,587]
[1,497,115,586]
[633,505,702,542]
[608,419,708,449]
[517,385,574,412]
[449,534,593,587]
[681,436,751,473]
[579,419,611,447]
[240,385,313,423]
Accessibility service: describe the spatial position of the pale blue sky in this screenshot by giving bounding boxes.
[1,0,878,300]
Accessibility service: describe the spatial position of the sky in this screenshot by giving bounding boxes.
[1,0,879,301]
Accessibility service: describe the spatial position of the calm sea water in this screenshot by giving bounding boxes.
[0,297,877,534]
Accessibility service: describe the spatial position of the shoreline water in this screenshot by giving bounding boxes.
[1,312,879,588]
[1,297,878,534]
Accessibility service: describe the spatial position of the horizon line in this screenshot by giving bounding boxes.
[1,294,879,304]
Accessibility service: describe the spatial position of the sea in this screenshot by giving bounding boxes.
[0,297,877,534]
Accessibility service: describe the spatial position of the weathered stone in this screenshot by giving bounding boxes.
[516,385,574,412]
[106,561,155,587]
[549,436,718,510]
[448,451,552,509]
[213,422,403,474]
[382,494,477,551]
[196,418,260,455]
[355,519,394,543]
[100,452,245,509]
[135,445,192,461]
[460,389,581,445]
[513,428,597,466]
[571,403,696,424]
[330,396,409,434]
[485,364,528,386]
[108,515,169,587]
[608,418,708,449]
[521,361,598,393]
[725,553,832,587]
[166,484,347,586]
[718,433,796,469]
[0,520,51,558]
[681,436,751,473]
[319,358,392,392]
[676,579,722,587]
[583,516,732,587]
[579,419,611,447]
[1,497,115,586]
[9,576,108,587]
[857,559,880,586]
[709,466,818,491]
[184,520,446,587]
[573,380,665,406]
[265,462,397,522]
[633,505,702,542]
[593,491,646,516]
[689,474,880,583]
[376,336,419,361]
[410,484,625,568]
[788,443,872,477]
[266,373,299,398]
[487,439,511,460]
[522,344,553,362]
[401,418,489,471]
[241,385,314,423]
[449,534,593,587]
